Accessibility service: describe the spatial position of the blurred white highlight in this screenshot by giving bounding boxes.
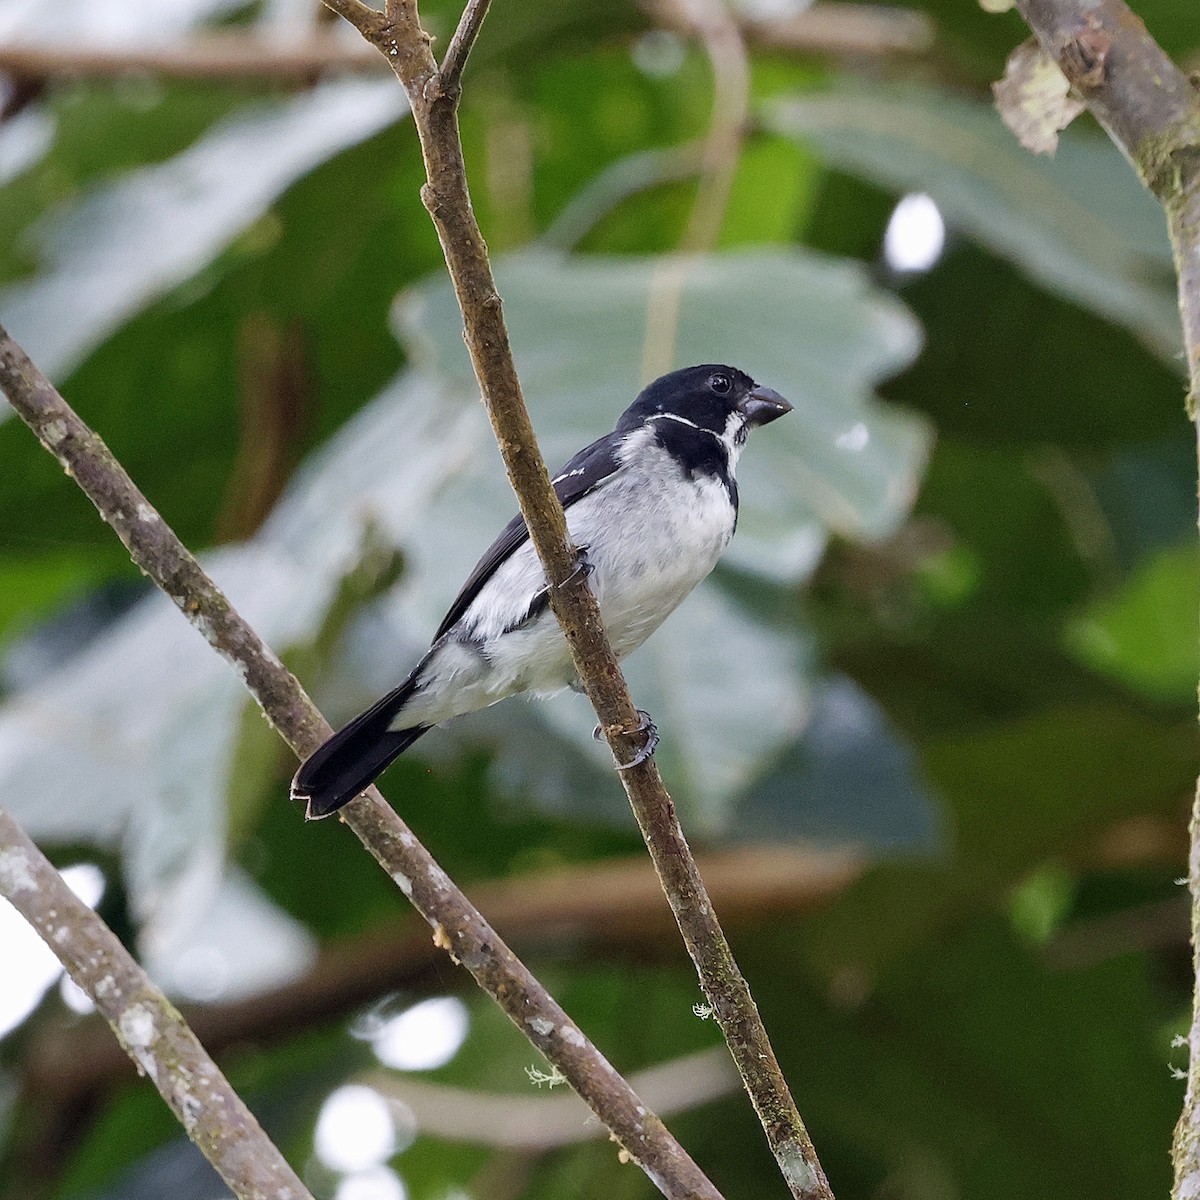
[372,996,470,1071]
[0,862,105,1037]
[883,193,945,273]
[835,422,870,453]
[335,1166,408,1200]
[315,1085,396,1173]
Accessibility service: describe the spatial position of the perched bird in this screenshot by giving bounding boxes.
[292,364,792,820]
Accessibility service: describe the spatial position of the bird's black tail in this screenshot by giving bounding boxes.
[292,676,431,820]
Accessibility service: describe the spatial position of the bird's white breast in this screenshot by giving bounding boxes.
[404,426,737,727]
[491,430,730,658]
[576,428,736,655]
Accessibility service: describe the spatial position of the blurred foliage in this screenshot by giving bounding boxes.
[0,0,1197,1198]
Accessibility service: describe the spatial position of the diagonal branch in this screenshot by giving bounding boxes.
[1000,2,1200,1194]
[0,324,721,1200]
[337,2,833,1197]
[0,807,315,1200]
[319,0,387,40]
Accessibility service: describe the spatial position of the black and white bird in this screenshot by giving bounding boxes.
[292,364,792,820]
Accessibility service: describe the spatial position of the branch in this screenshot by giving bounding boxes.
[0,807,314,1200]
[362,1046,739,1149]
[0,7,932,85]
[1009,0,1200,387]
[0,34,380,81]
[345,2,833,1197]
[742,4,935,58]
[671,0,751,255]
[319,0,388,41]
[1000,2,1200,1194]
[0,322,721,1200]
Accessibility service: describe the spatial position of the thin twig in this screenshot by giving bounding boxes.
[0,324,723,1200]
[0,807,315,1200]
[341,2,833,1197]
[0,34,380,81]
[362,1046,739,1149]
[675,0,750,255]
[0,6,932,85]
[1000,1,1200,1194]
[439,0,492,93]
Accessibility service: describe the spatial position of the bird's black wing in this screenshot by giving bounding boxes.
[433,431,623,641]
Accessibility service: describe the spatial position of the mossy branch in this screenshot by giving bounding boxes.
[1002,2,1200,1193]
[0,808,315,1200]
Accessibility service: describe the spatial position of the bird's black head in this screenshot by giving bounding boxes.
[616,364,792,444]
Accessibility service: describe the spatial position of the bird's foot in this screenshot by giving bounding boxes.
[593,709,659,770]
[557,543,593,590]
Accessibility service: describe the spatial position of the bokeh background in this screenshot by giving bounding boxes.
[0,0,1197,1197]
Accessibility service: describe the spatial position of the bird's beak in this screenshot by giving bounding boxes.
[741,384,793,426]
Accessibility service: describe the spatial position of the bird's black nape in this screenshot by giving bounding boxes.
[616,364,759,435]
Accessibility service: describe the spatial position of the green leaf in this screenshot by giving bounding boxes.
[883,242,1185,449]
[769,917,1177,1200]
[0,553,113,651]
[737,675,944,853]
[0,115,422,558]
[765,83,1179,360]
[0,247,929,949]
[0,78,407,383]
[800,701,1196,977]
[1067,541,1200,703]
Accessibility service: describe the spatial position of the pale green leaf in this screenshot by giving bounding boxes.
[765,83,1179,359]
[0,248,930,930]
[1066,542,1199,703]
[0,77,407,384]
[397,248,931,578]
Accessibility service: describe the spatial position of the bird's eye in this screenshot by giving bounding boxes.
[708,373,731,394]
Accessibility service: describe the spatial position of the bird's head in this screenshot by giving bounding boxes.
[616,365,792,455]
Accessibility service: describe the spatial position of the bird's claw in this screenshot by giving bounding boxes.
[558,543,593,590]
[593,709,659,770]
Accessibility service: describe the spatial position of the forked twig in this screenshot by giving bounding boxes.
[334,0,833,1196]
[440,0,492,92]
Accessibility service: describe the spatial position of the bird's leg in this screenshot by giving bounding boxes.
[593,709,659,770]
[523,545,593,637]
[557,542,593,590]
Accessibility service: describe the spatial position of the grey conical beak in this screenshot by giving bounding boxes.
[741,384,793,426]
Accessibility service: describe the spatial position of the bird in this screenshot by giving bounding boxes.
[292,363,792,820]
